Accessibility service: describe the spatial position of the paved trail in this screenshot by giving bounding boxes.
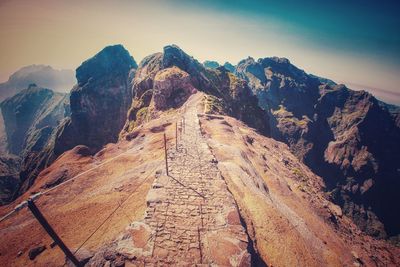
[124,96,251,266]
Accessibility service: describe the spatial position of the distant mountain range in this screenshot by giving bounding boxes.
[0,65,76,102]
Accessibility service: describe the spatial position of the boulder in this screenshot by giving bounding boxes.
[153,67,196,110]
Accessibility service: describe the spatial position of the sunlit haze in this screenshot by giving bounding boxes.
[0,0,399,104]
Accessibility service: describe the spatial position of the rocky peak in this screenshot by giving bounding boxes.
[1,85,59,155]
[133,52,163,98]
[222,62,235,72]
[55,44,137,154]
[153,67,196,110]
[162,45,200,70]
[162,45,208,90]
[0,65,76,101]
[237,56,255,66]
[203,60,220,69]
[122,45,269,138]
[76,44,137,86]
[0,85,69,199]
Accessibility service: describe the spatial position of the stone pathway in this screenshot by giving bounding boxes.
[117,98,251,266]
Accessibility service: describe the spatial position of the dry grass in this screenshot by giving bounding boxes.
[0,109,181,266]
[199,109,400,266]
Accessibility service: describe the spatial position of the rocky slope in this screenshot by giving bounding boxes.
[203,60,220,69]
[0,84,69,199]
[0,65,75,101]
[121,45,268,140]
[0,93,398,266]
[198,99,400,266]
[0,45,138,203]
[0,44,398,266]
[236,57,400,239]
[1,84,69,155]
[0,155,20,205]
[0,112,7,154]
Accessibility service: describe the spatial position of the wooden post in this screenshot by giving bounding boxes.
[27,199,82,267]
[181,118,183,136]
[163,133,169,176]
[175,122,178,150]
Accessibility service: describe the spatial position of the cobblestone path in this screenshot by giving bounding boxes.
[120,98,251,266]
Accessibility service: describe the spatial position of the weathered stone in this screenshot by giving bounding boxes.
[28,245,46,260]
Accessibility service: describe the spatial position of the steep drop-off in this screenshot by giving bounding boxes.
[121,45,268,140]
[55,44,137,155]
[236,57,400,239]
[0,84,69,198]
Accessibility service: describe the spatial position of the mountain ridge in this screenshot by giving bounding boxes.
[0,65,76,102]
[0,43,399,266]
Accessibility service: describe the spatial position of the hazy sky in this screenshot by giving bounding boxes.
[0,0,399,104]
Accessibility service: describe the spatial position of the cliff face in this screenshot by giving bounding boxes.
[0,45,138,202]
[0,155,20,204]
[1,93,398,267]
[0,84,69,198]
[0,44,398,252]
[309,87,400,238]
[1,84,68,155]
[55,44,137,154]
[236,58,400,238]
[122,45,268,139]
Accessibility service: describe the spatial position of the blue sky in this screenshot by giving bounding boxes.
[0,0,399,104]
[178,0,400,65]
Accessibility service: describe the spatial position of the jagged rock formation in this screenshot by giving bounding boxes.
[0,65,75,101]
[204,61,235,73]
[203,60,220,69]
[2,93,398,266]
[0,45,138,202]
[55,44,137,154]
[0,155,20,204]
[122,45,268,138]
[1,84,68,155]
[0,45,399,266]
[153,67,197,110]
[0,112,8,154]
[236,57,400,239]
[0,84,69,197]
[223,62,235,73]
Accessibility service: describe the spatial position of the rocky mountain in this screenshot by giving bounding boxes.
[223,62,235,72]
[54,44,137,155]
[0,45,137,203]
[0,93,398,266]
[0,112,7,154]
[0,155,20,205]
[0,84,69,201]
[203,60,220,69]
[0,65,76,101]
[0,44,399,266]
[121,45,268,140]
[236,57,400,239]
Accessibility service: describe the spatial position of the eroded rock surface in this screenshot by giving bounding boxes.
[91,94,252,266]
[55,44,137,153]
[153,67,196,110]
[0,84,69,197]
[236,57,400,239]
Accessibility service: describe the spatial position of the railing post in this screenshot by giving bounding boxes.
[163,133,169,176]
[27,199,82,267]
[175,122,178,150]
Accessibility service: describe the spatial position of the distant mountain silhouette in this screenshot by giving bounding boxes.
[0,65,76,101]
